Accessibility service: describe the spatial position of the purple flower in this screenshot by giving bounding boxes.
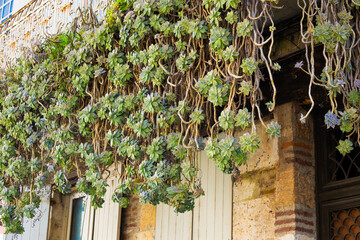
[355,79,360,88]
[46,164,55,172]
[324,111,340,128]
[295,61,303,69]
[336,79,345,87]
[300,113,306,124]
[94,68,106,78]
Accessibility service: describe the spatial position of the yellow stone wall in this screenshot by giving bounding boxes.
[232,102,316,240]
[233,118,279,240]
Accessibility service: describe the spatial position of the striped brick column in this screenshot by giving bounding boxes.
[274,102,316,240]
[120,196,157,240]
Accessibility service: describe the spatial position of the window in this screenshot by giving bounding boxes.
[155,151,233,240]
[67,193,94,240]
[66,173,121,240]
[0,0,13,23]
[70,197,86,239]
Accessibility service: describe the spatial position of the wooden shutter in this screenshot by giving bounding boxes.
[5,187,51,240]
[155,151,233,240]
[192,151,232,240]
[155,204,192,240]
[93,175,121,240]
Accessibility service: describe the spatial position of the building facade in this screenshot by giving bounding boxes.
[0,0,359,240]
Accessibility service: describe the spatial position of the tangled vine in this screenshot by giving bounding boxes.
[0,0,359,234]
[298,0,360,153]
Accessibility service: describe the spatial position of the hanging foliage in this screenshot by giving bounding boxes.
[0,0,281,233]
[0,0,359,234]
[297,0,360,154]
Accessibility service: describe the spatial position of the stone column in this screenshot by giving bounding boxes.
[274,102,316,240]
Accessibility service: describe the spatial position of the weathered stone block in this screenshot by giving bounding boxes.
[233,196,275,240]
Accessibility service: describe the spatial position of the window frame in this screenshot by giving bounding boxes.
[66,192,95,240]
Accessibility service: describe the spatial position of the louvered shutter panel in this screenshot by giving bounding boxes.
[155,151,233,240]
[155,203,192,240]
[192,151,232,240]
[93,172,121,240]
[81,197,95,240]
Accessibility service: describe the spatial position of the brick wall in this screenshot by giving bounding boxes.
[121,196,156,240]
[274,102,316,240]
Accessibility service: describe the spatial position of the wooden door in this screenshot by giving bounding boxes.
[316,124,360,239]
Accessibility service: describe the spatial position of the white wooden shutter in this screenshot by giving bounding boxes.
[155,151,233,240]
[81,197,95,240]
[155,203,192,240]
[192,151,232,240]
[5,187,51,240]
[93,175,121,240]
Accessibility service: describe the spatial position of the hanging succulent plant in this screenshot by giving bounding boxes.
[10,0,360,234]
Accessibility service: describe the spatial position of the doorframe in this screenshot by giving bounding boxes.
[315,115,360,239]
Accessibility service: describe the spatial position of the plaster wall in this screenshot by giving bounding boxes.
[12,0,32,13]
[0,0,108,68]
